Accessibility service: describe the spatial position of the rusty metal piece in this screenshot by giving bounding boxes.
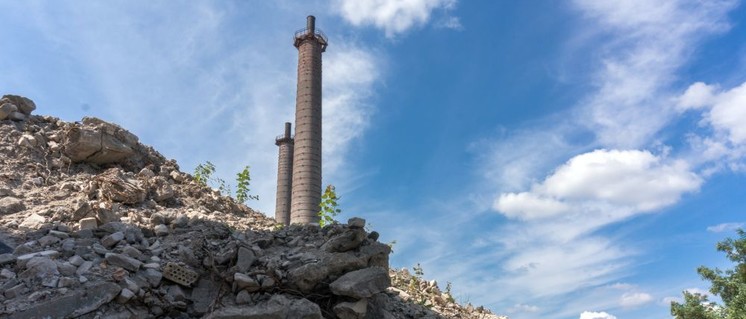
[163,262,198,287]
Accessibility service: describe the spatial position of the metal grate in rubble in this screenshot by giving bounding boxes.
[163,262,198,287]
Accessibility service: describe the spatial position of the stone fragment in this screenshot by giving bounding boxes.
[58,262,78,276]
[205,294,322,319]
[2,94,36,114]
[172,214,188,228]
[155,184,175,202]
[91,244,110,257]
[19,213,46,229]
[72,202,92,221]
[166,285,186,302]
[5,283,27,298]
[123,246,146,261]
[333,299,368,319]
[141,268,162,287]
[116,288,135,303]
[7,282,120,319]
[257,274,275,289]
[192,278,221,314]
[16,250,59,267]
[149,213,166,225]
[38,235,60,247]
[69,255,85,267]
[1,268,16,279]
[41,275,59,288]
[105,253,142,271]
[348,217,366,229]
[330,267,391,299]
[0,197,25,215]
[48,230,70,239]
[235,290,252,305]
[18,134,37,147]
[154,224,169,236]
[236,246,256,272]
[58,276,77,288]
[76,261,94,275]
[79,217,98,230]
[101,231,124,248]
[0,102,17,120]
[19,257,59,280]
[60,238,76,252]
[367,231,380,241]
[95,169,146,204]
[321,229,367,252]
[233,272,261,292]
[7,111,26,121]
[63,118,138,164]
[0,253,16,265]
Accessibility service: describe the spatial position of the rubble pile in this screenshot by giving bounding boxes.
[388,268,506,319]
[0,94,506,318]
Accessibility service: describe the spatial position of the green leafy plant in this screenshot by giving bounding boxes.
[318,184,341,227]
[671,229,746,319]
[235,166,258,203]
[193,161,216,186]
[193,162,258,204]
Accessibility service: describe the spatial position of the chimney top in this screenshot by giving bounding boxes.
[307,16,315,34]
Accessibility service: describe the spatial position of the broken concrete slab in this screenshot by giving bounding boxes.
[7,282,120,319]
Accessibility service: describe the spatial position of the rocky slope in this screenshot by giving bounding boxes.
[0,94,506,319]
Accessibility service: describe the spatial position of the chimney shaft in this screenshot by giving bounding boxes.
[307,15,315,34]
[289,16,326,224]
[275,122,294,226]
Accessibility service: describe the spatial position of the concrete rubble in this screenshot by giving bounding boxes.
[0,94,507,318]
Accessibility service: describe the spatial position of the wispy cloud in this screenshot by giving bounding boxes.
[706,222,744,233]
[678,81,746,173]
[579,311,617,319]
[333,0,459,37]
[508,303,540,314]
[619,292,653,308]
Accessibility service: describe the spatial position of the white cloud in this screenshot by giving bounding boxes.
[436,16,463,30]
[681,81,746,145]
[333,0,458,37]
[678,82,717,111]
[494,192,570,221]
[619,292,653,308]
[508,303,540,313]
[540,150,701,211]
[579,311,617,319]
[494,149,702,222]
[707,222,744,233]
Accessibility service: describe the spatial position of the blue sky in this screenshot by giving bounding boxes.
[2,1,746,318]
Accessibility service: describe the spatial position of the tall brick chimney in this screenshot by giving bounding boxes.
[274,122,293,226]
[289,15,327,224]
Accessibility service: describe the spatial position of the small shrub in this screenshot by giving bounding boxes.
[318,184,341,227]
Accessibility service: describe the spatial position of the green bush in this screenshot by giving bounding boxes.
[671,229,746,319]
[318,184,341,227]
[193,161,258,204]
